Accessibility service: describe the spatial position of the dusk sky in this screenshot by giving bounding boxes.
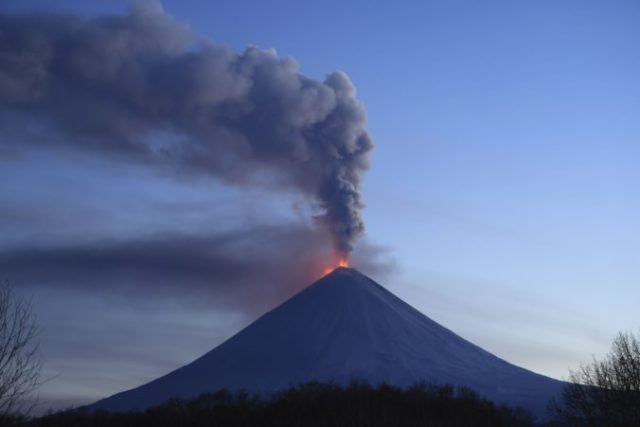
[1,0,639,412]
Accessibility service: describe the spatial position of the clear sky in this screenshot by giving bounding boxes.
[1,0,639,412]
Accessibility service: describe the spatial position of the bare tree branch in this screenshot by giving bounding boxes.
[0,282,42,420]
[551,330,640,426]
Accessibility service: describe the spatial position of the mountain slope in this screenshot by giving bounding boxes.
[89,267,564,415]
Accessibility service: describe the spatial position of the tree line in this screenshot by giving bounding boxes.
[25,382,536,427]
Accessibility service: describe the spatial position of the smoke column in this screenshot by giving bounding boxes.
[0,1,373,257]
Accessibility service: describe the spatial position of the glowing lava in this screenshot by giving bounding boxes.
[322,257,349,276]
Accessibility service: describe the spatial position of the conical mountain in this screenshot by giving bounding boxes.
[90,267,564,415]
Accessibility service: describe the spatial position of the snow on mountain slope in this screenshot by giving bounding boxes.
[88,267,564,416]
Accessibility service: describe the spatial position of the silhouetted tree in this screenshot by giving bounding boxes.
[0,284,42,421]
[551,330,640,426]
[29,381,535,427]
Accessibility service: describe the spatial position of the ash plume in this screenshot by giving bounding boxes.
[0,1,373,256]
[0,223,394,314]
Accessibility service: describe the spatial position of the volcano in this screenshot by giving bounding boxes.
[89,267,564,416]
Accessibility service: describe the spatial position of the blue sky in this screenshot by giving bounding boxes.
[1,0,639,412]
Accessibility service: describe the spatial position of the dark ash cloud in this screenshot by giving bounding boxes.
[0,1,373,256]
[0,223,394,314]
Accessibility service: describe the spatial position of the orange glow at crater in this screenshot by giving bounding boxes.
[321,257,349,276]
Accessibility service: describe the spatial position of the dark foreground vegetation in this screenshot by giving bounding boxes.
[548,331,640,427]
[23,382,535,427]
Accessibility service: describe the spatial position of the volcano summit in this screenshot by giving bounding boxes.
[89,268,564,416]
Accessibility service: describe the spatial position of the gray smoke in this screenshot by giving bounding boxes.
[0,1,373,256]
[0,223,394,313]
